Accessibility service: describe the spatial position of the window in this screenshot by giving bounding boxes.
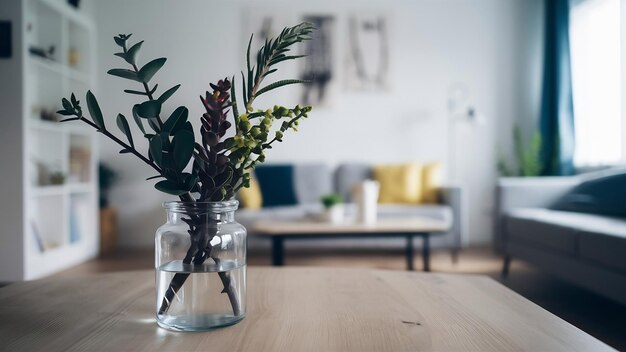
[570,0,621,166]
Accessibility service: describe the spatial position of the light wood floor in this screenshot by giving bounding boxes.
[56,247,626,350]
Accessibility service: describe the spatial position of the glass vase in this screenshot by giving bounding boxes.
[155,200,246,331]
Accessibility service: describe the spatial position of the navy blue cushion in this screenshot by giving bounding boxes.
[552,172,626,218]
[255,164,297,207]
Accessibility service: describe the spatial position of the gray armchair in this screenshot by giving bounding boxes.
[494,171,626,305]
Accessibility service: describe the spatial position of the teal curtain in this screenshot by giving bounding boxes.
[539,0,575,175]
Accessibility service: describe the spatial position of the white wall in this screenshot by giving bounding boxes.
[93,0,544,248]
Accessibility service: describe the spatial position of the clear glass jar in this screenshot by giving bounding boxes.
[155,200,246,331]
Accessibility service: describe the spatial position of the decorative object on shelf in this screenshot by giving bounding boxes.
[35,161,65,186]
[0,21,11,59]
[68,47,79,67]
[48,171,65,185]
[30,221,60,252]
[29,45,55,61]
[352,180,379,225]
[321,193,344,224]
[69,143,91,183]
[497,125,542,177]
[35,161,49,185]
[30,221,45,253]
[37,106,60,122]
[67,0,80,9]
[99,163,119,256]
[69,202,80,243]
[57,23,315,331]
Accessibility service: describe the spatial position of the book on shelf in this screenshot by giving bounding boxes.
[31,221,45,253]
[69,146,91,183]
[69,203,80,243]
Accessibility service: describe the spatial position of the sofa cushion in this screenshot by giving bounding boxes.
[255,164,297,207]
[505,208,579,255]
[335,163,372,201]
[238,175,262,209]
[552,171,626,218]
[294,163,333,204]
[506,208,626,257]
[374,162,423,204]
[422,162,443,204]
[579,226,626,273]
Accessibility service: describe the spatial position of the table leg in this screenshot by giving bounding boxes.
[423,233,431,272]
[272,237,284,266]
[406,235,414,271]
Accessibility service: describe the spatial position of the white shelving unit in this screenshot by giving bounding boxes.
[0,0,98,281]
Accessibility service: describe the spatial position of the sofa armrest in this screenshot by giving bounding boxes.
[438,186,468,248]
[496,177,579,212]
[494,177,579,251]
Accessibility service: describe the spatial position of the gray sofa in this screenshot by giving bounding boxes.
[238,163,467,257]
[495,169,626,305]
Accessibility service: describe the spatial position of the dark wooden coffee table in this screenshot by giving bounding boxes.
[250,217,450,271]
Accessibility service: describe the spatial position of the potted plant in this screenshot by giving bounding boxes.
[57,23,315,331]
[321,193,344,224]
[497,125,542,177]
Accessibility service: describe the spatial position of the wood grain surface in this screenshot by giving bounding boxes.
[251,217,449,236]
[0,267,614,351]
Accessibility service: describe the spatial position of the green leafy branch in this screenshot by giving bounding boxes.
[108,34,181,130]
[224,104,311,193]
[109,35,198,197]
[58,34,198,197]
[219,23,314,193]
[57,92,162,175]
[239,22,314,113]
[189,23,315,200]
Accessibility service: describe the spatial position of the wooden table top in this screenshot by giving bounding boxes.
[251,217,450,236]
[0,267,613,352]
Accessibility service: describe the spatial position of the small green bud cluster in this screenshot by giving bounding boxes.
[226,104,312,183]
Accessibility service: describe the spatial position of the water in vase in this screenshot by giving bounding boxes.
[156,259,246,331]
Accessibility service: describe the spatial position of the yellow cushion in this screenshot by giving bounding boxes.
[239,175,262,209]
[373,162,423,204]
[422,162,442,203]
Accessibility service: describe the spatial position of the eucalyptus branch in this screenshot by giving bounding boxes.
[57,95,162,175]
[82,117,162,173]
[108,34,180,133]
[121,43,164,128]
